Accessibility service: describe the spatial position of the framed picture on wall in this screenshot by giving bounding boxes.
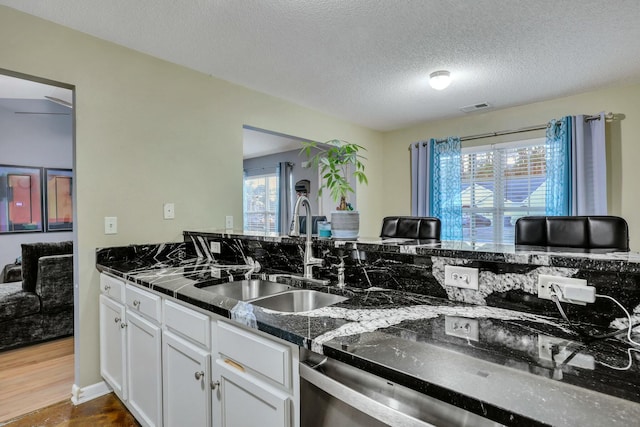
[0,164,44,233]
[45,168,73,232]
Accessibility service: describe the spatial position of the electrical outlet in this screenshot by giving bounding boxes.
[537,335,595,370]
[163,203,175,219]
[444,265,479,290]
[104,217,117,234]
[537,275,594,305]
[211,267,221,279]
[445,316,479,341]
[225,215,234,229]
[210,241,221,254]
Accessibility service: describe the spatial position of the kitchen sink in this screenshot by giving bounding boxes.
[197,279,293,301]
[250,290,348,313]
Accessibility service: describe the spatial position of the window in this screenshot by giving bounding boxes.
[0,165,43,233]
[243,172,279,233]
[461,138,546,244]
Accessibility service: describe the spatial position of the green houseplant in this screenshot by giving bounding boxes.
[301,139,368,239]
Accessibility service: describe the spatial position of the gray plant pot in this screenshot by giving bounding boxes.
[331,211,359,240]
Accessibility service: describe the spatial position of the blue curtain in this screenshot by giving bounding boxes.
[429,137,463,240]
[545,117,572,215]
[545,114,607,216]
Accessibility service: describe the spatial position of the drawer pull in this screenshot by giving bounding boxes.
[211,380,220,390]
[133,300,140,307]
[114,317,121,324]
[224,358,245,372]
[104,285,111,291]
[120,323,128,329]
[194,371,205,380]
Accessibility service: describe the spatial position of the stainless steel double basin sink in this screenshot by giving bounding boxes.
[198,279,348,313]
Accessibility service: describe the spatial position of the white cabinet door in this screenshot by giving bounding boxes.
[212,358,290,427]
[127,310,163,427]
[162,331,211,427]
[99,294,127,400]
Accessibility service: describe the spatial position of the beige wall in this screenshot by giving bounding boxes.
[381,83,640,249]
[0,6,384,388]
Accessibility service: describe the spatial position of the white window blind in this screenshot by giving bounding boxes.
[461,138,547,244]
[243,173,278,233]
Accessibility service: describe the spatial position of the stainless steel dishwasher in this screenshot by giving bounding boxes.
[300,349,502,427]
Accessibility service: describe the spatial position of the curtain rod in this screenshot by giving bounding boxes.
[408,112,613,149]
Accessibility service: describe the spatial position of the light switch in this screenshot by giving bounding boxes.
[163,203,175,220]
[104,217,117,234]
[225,215,233,229]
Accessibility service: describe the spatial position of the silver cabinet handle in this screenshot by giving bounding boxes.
[104,285,111,291]
[195,371,205,380]
[114,317,121,324]
[133,300,140,307]
[210,380,220,390]
[120,323,128,329]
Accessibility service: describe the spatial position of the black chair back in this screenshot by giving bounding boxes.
[380,216,441,242]
[514,216,629,251]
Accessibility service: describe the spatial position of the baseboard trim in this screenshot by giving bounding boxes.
[70,381,112,405]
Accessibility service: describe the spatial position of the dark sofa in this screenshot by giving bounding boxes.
[0,241,74,352]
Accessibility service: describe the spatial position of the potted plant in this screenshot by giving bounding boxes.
[301,139,368,239]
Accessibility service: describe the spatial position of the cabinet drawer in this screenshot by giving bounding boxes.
[100,274,125,303]
[126,284,161,322]
[217,321,291,388]
[164,299,211,349]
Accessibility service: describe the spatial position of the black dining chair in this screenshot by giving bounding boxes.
[380,216,441,243]
[514,215,629,251]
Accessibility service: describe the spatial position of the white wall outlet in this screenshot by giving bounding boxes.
[211,267,221,279]
[210,241,221,254]
[163,203,175,220]
[537,275,594,305]
[537,335,595,370]
[444,265,479,290]
[225,215,234,229]
[104,216,117,235]
[444,316,479,341]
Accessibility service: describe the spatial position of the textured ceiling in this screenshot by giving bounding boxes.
[2,1,640,131]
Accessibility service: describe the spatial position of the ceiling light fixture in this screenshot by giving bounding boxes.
[429,70,451,90]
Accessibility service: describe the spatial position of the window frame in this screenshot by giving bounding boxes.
[461,137,547,244]
[243,171,279,234]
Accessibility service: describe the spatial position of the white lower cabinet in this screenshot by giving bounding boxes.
[162,331,211,427]
[99,294,127,401]
[127,309,163,427]
[99,273,299,427]
[213,358,291,427]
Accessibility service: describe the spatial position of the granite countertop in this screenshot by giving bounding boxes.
[185,229,640,273]
[97,245,640,427]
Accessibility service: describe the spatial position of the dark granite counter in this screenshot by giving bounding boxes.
[97,239,640,427]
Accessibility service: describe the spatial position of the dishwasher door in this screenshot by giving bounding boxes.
[300,349,503,427]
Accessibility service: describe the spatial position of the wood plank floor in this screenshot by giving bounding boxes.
[0,337,74,423]
[0,393,139,427]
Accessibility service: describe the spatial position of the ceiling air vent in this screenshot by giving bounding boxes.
[460,102,492,113]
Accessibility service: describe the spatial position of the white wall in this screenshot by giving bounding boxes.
[0,99,73,268]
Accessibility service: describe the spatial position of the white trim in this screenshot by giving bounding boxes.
[462,137,545,153]
[70,381,112,405]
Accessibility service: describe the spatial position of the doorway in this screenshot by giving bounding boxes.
[0,69,76,422]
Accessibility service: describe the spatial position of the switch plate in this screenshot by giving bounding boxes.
[445,316,479,341]
[211,267,221,279]
[163,203,175,220]
[444,265,479,290]
[104,217,117,235]
[225,215,234,229]
[210,241,221,254]
[537,275,591,305]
